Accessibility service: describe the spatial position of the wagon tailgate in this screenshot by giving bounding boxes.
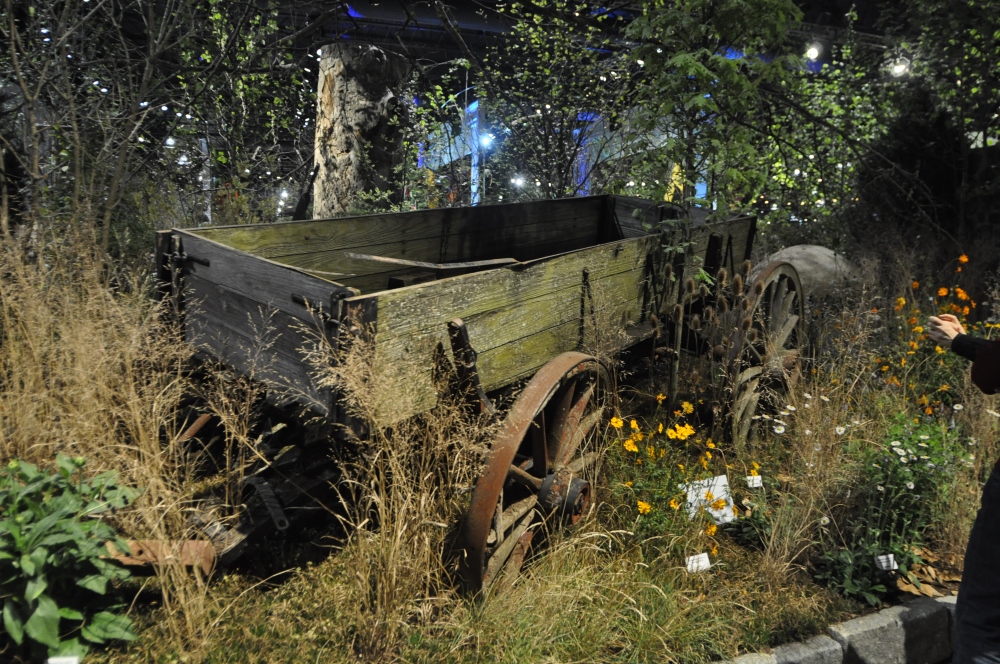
[349,235,670,426]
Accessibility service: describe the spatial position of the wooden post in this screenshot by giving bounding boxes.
[313,44,412,217]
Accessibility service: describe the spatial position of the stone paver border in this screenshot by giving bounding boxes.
[723,595,957,664]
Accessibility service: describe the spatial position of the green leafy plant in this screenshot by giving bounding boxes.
[0,455,139,658]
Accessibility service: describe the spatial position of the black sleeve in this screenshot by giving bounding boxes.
[952,334,991,362]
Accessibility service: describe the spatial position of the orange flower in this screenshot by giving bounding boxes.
[957,267,963,273]
[912,281,920,289]
[956,287,969,301]
[871,308,879,314]
[925,406,934,415]
[938,287,949,297]
[656,393,667,404]
[959,254,969,263]
[963,306,970,316]
[907,317,918,325]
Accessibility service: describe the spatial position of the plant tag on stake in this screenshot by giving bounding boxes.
[875,554,898,571]
[683,475,735,524]
[686,552,711,573]
[48,658,81,664]
[746,474,763,488]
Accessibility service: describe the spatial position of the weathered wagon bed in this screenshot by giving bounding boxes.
[158,195,756,426]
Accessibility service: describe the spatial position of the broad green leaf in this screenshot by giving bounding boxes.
[58,607,84,621]
[85,611,137,642]
[3,599,24,645]
[76,574,108,595]
[24,595,61,649]
[25,576,47,601]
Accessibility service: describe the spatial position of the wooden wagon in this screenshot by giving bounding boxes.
[155,194,805,588]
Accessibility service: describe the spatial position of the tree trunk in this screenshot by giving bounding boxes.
[313,44,411,218]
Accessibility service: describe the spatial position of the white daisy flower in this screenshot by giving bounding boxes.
[819,516,831,526]
[877,485,885,492]
[900,457,908,464]
[919,434,930,440]
[987,409,1000,418]
[835,426,846,435]
[804,393,813,399]
[852,419,861,425]
[774,425,786,434]
[953,403,964,411]
[804,429,812,435]
[918,442,928,448]
[820,395,830,402]
[780,410,790,416]
[890,440,901,447]
[906,482,915,490]
[786,405,797,411]
[894,448,906,456]
[804,403,811,408]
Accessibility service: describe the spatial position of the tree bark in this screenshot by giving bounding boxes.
[313,44,411,217]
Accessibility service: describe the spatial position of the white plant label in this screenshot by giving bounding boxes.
[47,658,81,664]
[686,552,711,573]
[683,474,735,524]
[875,554,898,571]
[746,474,763,488]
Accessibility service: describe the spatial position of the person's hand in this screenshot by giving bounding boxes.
[928,314,965,349]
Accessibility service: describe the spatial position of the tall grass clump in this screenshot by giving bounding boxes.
[0,235,219,654]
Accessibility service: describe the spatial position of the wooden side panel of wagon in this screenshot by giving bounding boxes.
[344,234,671,426]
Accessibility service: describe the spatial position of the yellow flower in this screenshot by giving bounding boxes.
[706,441,716,449]
[656,393,667,404]
[925,406,934,415]
[909,341,918,350]
[610,416,624,429]
[881,365,889,372]
[658,423,664,434]
[710,543,719,556]
[705,524,718,537]
[630,419,640,431]
[681,401,694,414]
[900,358,906,367]
[704,450,713,460]
[749,468,759,477]
[752,461,760,469]
[939,384,950,391]
[646,445,656,460]
[959,254,969,264]
[895,297,906,311]
[659,448,666,458]
[677,463,685,471]
[624,481,633,487]
[938,287,949,297]
[912,325,924,334]
[917,395,928,406]
[711,498,727,510]
[667,428,678,440]
[637,500,651,515]
[635,430,644,442]
[624,439,639,453]
[669,498,681,510]
[704,490,715,501]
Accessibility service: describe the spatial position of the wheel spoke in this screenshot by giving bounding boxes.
[566,451,600,474]
[555,407,603,468]
[552,382,595,456]
[772,313,800,350]
[488,494,537,545]
[484,509,536,585]
[508,464,543,489]
[548,380,578,461]
[776,287,797,332]
[530,412,547,477]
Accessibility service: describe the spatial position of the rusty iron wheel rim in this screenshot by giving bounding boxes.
[459,352,609,592]
[727,261,805,444]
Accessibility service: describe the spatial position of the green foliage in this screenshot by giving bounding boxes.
[814,416,966,606]
[0,455,139,658]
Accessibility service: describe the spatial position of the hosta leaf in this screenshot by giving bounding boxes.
[3,599,25,645]
[24,595,61,649]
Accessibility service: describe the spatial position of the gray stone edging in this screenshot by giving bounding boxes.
[723,595,957,664]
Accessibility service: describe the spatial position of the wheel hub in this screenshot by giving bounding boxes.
[537,468,590,524]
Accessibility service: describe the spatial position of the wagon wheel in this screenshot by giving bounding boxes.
[726,261,805,444]
[459,352,610,592]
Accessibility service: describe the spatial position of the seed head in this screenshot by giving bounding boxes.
[732,274,743,295]
[753,279,764,296]
[686,278,696,295]
[690,314,701,330]
[742,260,752,278]
[672,303,684,323]
[741,315,752,331]
[717,296,729,313]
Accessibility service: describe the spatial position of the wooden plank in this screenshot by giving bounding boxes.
[173,232,351,325]
[359,236,666,424]
[190,196,610,259]
[183,273,328,364]
[184,311,330,414]
[343,252,518,271]
[266,225,599,278]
